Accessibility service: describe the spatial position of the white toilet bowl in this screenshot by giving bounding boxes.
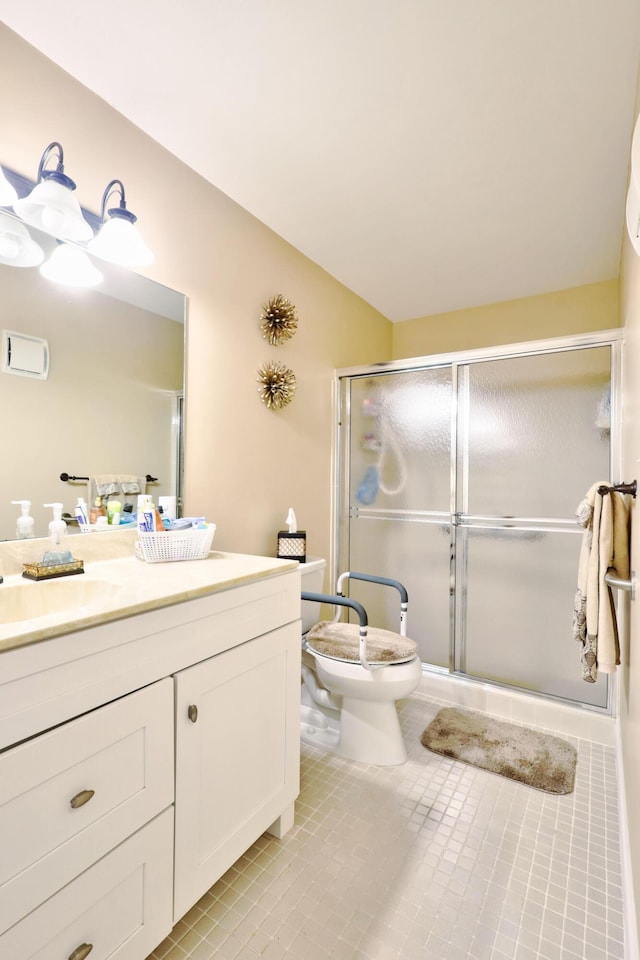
[311,651,422,765]
[299,559,422,766]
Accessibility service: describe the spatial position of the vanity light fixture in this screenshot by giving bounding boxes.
[0,165,18,206]
[0,211,44,267]
[40,241,103,288]
[13,142,93,243]
[88,178,153,267]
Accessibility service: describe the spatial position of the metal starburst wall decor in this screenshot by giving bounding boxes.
[257,361,297,410]
[259,294,298,345]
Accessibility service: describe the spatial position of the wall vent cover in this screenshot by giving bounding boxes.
[2,330,49,379]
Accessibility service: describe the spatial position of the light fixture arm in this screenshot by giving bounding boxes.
[99,178,137,224]
[37,141,76,190]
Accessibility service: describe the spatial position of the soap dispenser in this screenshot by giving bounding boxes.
[11,500,35,539]
[44,502,67,546]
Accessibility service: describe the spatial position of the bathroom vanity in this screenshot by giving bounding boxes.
[0,532,301,959]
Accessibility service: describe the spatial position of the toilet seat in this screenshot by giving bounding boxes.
[306,621,418,665]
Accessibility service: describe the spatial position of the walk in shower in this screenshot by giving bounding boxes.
[335,331,622,712]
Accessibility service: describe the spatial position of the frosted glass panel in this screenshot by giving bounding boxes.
[461,347,611,518]
[348,517,451,667]
[349,370,452,512]
[458,527,608,708]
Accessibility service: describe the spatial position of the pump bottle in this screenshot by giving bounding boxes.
[44,503,67,546]
[11,500,34,539]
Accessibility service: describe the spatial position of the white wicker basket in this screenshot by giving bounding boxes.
[135,525,216,563]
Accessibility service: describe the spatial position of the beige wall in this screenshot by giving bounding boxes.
[392,279,620,359]
[0,26,392,569]
[621,126,640,939]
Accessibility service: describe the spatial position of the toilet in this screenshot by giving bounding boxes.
[299,559,422,766]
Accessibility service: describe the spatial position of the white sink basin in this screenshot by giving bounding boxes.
[0,578,118,624]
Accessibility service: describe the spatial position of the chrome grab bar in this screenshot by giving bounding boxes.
[605,568,635,601]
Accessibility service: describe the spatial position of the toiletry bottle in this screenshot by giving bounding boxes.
[137,500,151,533]
[90,496,106,524]
[75,497,90,533]
[143,499,159,533]
[11,500,35,539]
[44,502,67,546]
[107,499,122,525]
[152,500,164,532]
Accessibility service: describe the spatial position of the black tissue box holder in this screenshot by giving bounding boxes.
[277,530,306,562]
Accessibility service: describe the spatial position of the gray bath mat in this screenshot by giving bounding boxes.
[421,707,577,795]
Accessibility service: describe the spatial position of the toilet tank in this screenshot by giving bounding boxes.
[300,557,326,632]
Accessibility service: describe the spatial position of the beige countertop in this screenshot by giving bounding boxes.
[0,529,298,653]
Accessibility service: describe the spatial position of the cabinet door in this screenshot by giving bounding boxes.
[174,622,300,920]
[0,808,173,960]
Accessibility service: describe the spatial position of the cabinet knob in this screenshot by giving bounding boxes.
[188,704,198,723]
[68,944,93,960]
[69,789,95,809]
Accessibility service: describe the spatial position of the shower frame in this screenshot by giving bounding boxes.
[333,328,624,715]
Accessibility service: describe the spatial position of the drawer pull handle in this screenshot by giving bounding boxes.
[70,789,95,809]
[188,704,198,723]
[69,944,93,960]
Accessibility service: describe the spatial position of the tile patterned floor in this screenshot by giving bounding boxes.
[148,694,624,960]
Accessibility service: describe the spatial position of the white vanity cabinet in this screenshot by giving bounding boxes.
[0,560,301,960]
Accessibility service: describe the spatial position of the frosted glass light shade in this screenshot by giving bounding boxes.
[0,212,44,267]
[88,214,154,267]
[40,243,103,287]
[14,176,93,242]
[0,167,18,206]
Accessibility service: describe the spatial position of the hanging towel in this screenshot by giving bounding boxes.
[89,475,147,502]
[89,474,120,500]
[117,475,145,495]
[573,481,631,682]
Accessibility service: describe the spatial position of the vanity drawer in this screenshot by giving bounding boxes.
[0,807,173,960]
[0,678,174,934]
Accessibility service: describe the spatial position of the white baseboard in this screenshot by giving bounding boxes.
[417,669,615,745]
[616,719,639,960]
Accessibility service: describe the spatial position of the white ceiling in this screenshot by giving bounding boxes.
[2,1,640,322]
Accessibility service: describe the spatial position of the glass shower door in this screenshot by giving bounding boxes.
[341,368,453,668]
[455,346,612,708]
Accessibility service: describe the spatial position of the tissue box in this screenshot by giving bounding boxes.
[277,530,306,562]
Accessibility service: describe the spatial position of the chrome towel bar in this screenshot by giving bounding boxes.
[605,568,635,601]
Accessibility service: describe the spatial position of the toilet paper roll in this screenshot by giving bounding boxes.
[158,495,177,520]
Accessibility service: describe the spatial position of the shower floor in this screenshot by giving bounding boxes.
[147,693,624,960]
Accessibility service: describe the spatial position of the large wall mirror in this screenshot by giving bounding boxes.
[0,221,185,541]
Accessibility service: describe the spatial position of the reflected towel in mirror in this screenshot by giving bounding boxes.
[89,474,146,502]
